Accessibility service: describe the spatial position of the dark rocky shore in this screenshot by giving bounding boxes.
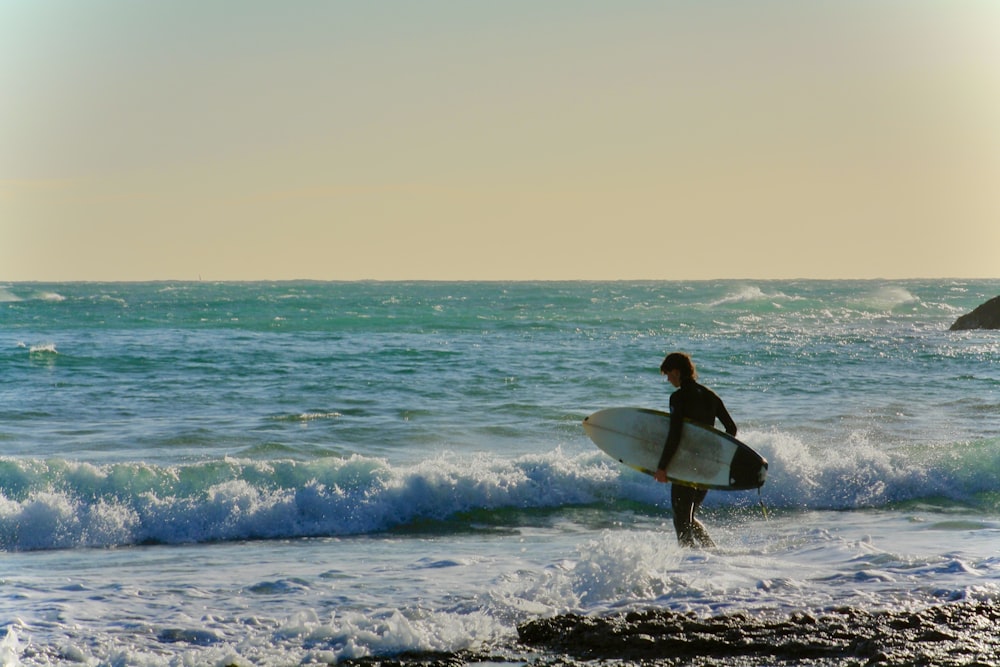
[517,600,1000,666]
[341,599,1000,667]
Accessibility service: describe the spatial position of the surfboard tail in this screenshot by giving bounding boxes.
[730,446,768,490]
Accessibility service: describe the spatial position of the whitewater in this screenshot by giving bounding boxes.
[1,280,998,665]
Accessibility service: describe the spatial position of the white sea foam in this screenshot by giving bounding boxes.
[0,628,19,667]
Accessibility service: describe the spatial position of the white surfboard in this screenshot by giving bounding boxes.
[583,407,767,490]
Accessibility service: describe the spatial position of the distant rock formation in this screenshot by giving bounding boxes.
[950,295,1000,330]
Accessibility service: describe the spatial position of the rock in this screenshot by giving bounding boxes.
[950,295,1000,331]
[515,601,1000,665]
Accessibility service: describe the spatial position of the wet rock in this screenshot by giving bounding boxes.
[950,295,1000,330]
[516,600,1000,666]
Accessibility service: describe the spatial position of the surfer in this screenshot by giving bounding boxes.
[656,352,737,548]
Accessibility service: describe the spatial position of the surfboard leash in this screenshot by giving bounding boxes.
[758,487,770,521]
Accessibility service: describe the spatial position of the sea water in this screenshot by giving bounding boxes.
[1,280,998,665]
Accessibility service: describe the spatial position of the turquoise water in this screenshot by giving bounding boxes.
[2,280,999,664]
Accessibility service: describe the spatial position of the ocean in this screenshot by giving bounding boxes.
[1,279,998,666]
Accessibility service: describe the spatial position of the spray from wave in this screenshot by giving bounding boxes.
[706,285,797,308]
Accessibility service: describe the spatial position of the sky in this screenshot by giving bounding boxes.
[2,1,999,281]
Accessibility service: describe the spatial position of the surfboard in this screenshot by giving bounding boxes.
[583,407,768,490]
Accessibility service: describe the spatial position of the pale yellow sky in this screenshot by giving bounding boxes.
[2,1,999,281]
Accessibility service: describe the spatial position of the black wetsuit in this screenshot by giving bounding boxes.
[658,378,737,547]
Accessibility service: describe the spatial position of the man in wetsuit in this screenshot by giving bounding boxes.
[655,352,737,548]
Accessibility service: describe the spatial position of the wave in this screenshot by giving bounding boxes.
[268,411,344,423]
[746,430,1000,511]
[0,451,605,551]
[1,432,997,551]
[706,285,796,308]
[6,289,67,302]
[848,285,920,312]
[699,282,973,320]
[26,342,59,355]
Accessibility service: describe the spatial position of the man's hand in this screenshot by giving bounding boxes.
[654,468,668,483]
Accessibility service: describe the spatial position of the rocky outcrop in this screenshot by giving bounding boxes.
[517,601,1000,665]
[950,295,1000,330]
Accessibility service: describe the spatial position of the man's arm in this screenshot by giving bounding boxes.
[716,398,737,436]
[656,399,684,478]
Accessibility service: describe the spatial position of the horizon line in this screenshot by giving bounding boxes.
[4,276,1000,284]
